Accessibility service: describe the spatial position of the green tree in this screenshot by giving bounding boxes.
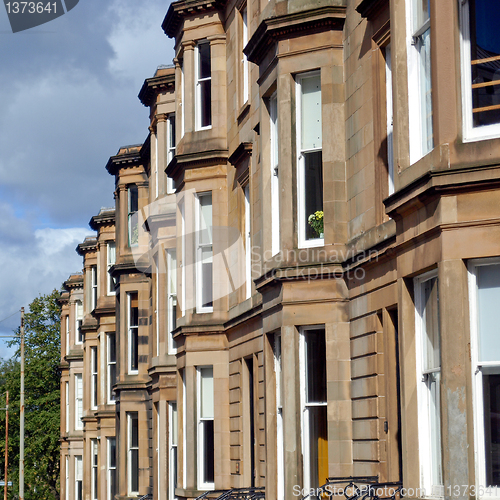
[0,289,61,500]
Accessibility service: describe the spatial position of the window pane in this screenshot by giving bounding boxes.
[301,75,322,150]
[417,28,433,155]
[202,420,215,483]
[200,367,214,419]
[171,403,178,445]
[109,334,116,363]
[470,0,500,127]
[109,438,116,468]
[477,264,500,362]
[422,276,440,371]
[131,416,139,447]
[199,194,213,244]
[200,80,212,128]
[414,0,430,30]
[201,248,213,309]
[304,151,323,240]
[199,43,211,79]
[483,372,500,486]
[307,406,328,490]
[129,185,138,213]
[131,449,139,492]
[427,371,443,488]
[306,329,327,403]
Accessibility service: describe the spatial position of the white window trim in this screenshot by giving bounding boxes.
[197,366,215,491]
[167,249,178,355]
[91,265,98,311]
[167,114,176,194]
[386,43,395,196]
[241,7,249,104]
[75,455,83,500]
[107,437,117,500]
[296,71,324,249]
[75,373,83,431]
[128,292,139,375]
[195,192,213,314]
[274,333,284,500]
[414,269,443,498]
[469,257,500,497]
[180,200,186,317]
[244,185,251,300]
[181,61,185,138]
[91,439,98,500]
[127,413,139,495]
[107,333,116,404]
[195,41,212,131]
[65,455,69,500]
[65,381,69,433]
[75,300,83,345]
[182,370,187,489]
[169,401,178,500]
[107,242,116,296]
[90,346,98,410]
[65,315,69,355]
[270,91,280,256]
[460,1,500,142]
[299,325,327,491]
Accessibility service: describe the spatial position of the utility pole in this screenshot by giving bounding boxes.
[4,390,8,500]
[20,307,24,500]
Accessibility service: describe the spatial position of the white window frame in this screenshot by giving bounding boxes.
[241,6,249,104]
[406,0,433,164]
[155,132,159,199]
[296,71,324,249]
[167,249,178,354]
[128,292,139,374]
[75,300,83,345]
[460,0,500,142]
[169,401,178,500]
[90,265,98,311]
[195,40,212,131]
[75,373,83,431]
[155,253,160,357]
[182,370,187,489]
[385,43,395,196]
[274,333,284,500]
[195,192,213,313]
[65,381,69,433]
[270,91,280,256]
[127,412,139,495]
[91,439,98,500]
[167,114,176,193]
[197,366,215,491]
[299,325,328,492]
[128,185,139,248]
[107,242,116,295]
[107,437,117,500]
[469,258,500,497]
[181,60,185,138]
[90,346,98,410]
[414,269,443,498]
[75,455,83,500]
[244,185,251,299]
[107,333,116,404]
[180,200,186,317]
[65,455,69,500]
[65,314,69,355]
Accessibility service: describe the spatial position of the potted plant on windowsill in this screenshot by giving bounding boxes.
[308,211,324,239]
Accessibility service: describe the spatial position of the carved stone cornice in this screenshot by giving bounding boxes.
[356,0,388,19]
[245,6,346,65]
[162,0,227,38]
[76,236,97,256]
[138,69,175,107]
[166,149,229,177]
[89,208,115,231]
[105,145,143,176]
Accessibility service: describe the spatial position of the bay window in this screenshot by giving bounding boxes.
[415,271,443,496]
[461,0,500,140]
[128,412,139,495]
[128,292,139,374]
[300,327,328,492]
[195,193,213,313]
[407,0,433,163]
[197,366,215,490]
[196,41,212,130]
[296,72,323,247]
[469,260,500,491]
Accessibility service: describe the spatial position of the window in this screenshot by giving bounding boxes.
[65,381,69,433]
[90,346,98,410]
[385,43,395,196]
[270,91,280,256]
[65,456,69,500]
[296,72,323,247]
[180,200,186,316]
[75,455,83,500]
[195,41,212,130]
[167,114,177,193]
[195,193,213,313]
[128,412,139,495]
[65,314,69,355]
[107,333,116,403]
[107,242,116,295]
[107,437,117,500]
[169,402,178,500]
[469,260,500,492]
[155,133,159,200]
[128,292,139,374]
[75,300,83,344]
[415,271,443,496]
[181,60,185,137]
[91,265,98,311]
[244,185,251,299]
[407,0,433,163]
[91,439,98,500]
[128,185,139,247]
[182,369,187,489]
[197,366,215,490]
[241,7,249,104]
[300,327,328,492]
[274,334,284,499]
[75,373,83,431]
[167,249,178,354]
[461,0,500,141]
[155,253,160,357]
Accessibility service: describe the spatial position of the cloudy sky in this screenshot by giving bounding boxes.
[0,0,174,356]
